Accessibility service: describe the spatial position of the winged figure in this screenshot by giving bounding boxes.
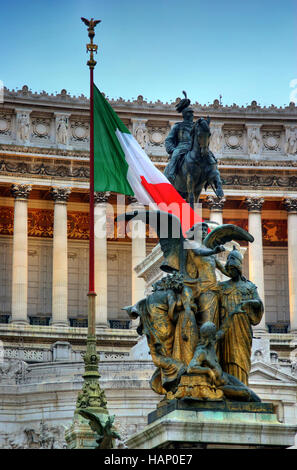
[81,17,101,28]
[78,409,120,449]
[116,210,254,324]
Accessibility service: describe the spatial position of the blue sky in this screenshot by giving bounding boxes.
[0,0,296,106]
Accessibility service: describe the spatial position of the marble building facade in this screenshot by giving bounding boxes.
[0,85,297,447]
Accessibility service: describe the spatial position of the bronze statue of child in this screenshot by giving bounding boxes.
[187,320,261,402]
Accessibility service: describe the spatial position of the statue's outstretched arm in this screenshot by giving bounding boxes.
[192,244,225,258]
[215,258,230,277]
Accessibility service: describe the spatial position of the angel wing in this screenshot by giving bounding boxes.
[81,17,101,27]
[115,210,184,272]
[81,17,90,26]
[78,409,104,435]
[203,224,254,249]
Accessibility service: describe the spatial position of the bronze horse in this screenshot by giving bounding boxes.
[172,117,224,207]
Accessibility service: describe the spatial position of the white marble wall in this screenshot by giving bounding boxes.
[0,343,296,449]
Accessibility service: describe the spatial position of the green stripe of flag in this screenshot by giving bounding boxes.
[93,84,134,195]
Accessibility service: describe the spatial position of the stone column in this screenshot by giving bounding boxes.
[94,192,110,329]
[245,197,266,332]
[205,195,226,225]
[128,197,146,305]
[51,187,71,327]
[283,198,297,332]
[10,184,32,324]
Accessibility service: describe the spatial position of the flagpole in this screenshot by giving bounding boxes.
[75,16,108,417]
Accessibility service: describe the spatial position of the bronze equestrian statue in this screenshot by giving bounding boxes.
[164,92,224,206]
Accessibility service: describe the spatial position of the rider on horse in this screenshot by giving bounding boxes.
[164,92,194,184]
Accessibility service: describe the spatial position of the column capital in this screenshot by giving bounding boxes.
[205,195,226,211]
[51,186,71,203]
[94,191,110,204]
[244,196,264,212]
[283,197,297,214]
[10,183,32,200]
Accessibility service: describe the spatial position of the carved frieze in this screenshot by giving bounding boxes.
[67,211,89,239]
[147,125,169,147]
[262,219,287,246]
[0,114,12,136]
[16,111,31,143]
[0,207,14,234]
[248,127,261,154]
[221,174,297,189]
[70,120,89,142]
[262,130,281,152]
[31,117,51,140]
[209,124,223,154]
[132,119,148,149]
[285,127,297,155]
[223,128,243,151]
[55,114,69,146]
[223,218,287,246]
[28,209,54,237]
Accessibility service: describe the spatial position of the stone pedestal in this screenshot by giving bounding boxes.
[127,400,297,449]
[65,413,99,449]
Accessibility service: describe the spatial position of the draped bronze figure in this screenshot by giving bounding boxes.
[118,208,263,402]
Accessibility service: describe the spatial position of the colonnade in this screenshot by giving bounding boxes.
[9,184,297,332]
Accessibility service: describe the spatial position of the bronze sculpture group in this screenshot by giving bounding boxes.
[119,92,264,403]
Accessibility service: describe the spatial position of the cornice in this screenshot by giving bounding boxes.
[3,85,297,117]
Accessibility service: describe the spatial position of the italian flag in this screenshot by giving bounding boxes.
[93,84,202,233]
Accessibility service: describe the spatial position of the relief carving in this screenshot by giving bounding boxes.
[132,120,148,149]
[0,115,11,136]
[148,126,169,147]
[209,124,223,153]
[70,120,89,142]
[285,127,297,155]
[262,130,280,152]
[31,117,50,140]
[17,112,31,142]
[248,127,261,154]
[223,128,243,151]
[56,116,69,145]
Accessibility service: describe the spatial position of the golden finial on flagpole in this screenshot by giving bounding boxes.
[81,17,101,69]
